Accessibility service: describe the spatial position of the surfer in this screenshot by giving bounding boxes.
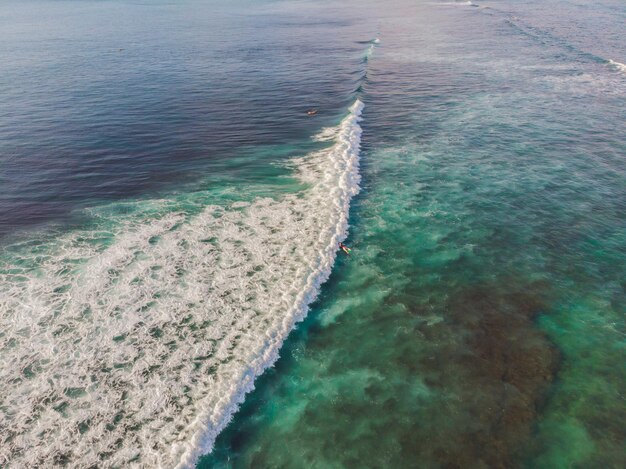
[306,109,318,116]
[339,242,351,255]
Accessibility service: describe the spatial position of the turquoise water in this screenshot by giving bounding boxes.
[1,0,625,467]
[201,1,625,467]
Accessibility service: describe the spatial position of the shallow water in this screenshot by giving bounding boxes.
[1,0,625,468]
[200,0,625,467]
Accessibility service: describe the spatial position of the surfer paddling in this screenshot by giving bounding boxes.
[339,242,352,255]
[306,109,318,116]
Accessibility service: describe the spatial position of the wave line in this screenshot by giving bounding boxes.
[0,100,364,469]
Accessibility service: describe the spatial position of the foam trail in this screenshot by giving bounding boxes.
[0,100,364,468]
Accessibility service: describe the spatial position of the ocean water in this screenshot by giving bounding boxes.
[1,0,624,468]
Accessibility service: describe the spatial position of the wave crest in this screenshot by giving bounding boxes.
[608,59,626,73]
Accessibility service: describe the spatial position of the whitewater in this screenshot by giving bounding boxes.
[0,100,363,468]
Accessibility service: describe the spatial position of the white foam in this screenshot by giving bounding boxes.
[608,59,626,73]
[312,126,339,142]
[0,100,364,468]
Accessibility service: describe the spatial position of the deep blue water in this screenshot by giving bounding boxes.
[0,0,364,236]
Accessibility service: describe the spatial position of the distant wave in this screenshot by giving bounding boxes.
[429,1,477,6]
[0,100,364,468]
[357,38,380,45]
[503,16,624,73]
[362,38,380,64]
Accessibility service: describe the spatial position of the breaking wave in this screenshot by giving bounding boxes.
[0,100,364,468]
[608,59,626,73]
